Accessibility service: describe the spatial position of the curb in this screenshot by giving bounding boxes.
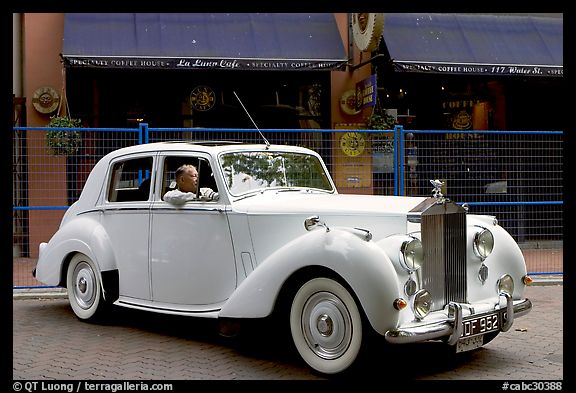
[12,275,563,300]
[13,287,68,300]
[529,274,564,286]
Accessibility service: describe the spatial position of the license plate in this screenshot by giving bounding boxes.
[460,311,500,338]
[456,335,484,353]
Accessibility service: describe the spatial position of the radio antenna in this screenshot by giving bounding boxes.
[233,91,270,149]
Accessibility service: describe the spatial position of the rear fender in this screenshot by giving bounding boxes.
[34,216,117,288]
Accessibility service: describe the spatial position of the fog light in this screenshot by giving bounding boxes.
[413,289,432,320]
[497,274,514,296]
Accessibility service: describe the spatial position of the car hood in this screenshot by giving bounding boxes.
[232,192,428,216]
[230,192,429,265]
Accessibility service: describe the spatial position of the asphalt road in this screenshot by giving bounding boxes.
[12,284,564,385]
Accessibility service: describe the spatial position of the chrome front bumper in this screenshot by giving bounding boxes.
[385,293,533,346]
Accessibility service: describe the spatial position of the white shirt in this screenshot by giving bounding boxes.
[163,188,219,205]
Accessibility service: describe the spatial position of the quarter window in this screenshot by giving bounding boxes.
[108,157,153,202]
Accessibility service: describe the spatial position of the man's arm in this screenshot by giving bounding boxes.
[199,188,219,201]
[163,189,196,205]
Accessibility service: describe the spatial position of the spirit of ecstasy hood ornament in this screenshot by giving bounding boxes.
[430,179,445,201]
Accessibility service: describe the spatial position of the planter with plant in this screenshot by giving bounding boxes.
[366,110,397,130]
[46,115,82,156]
[45,76,82,156]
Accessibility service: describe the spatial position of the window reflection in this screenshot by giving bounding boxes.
[220,151,333,196]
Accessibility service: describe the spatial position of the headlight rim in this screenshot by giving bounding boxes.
[473,226,494,260]
[400,236,423,273]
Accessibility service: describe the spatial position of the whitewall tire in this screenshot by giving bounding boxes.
[290,277,364,375]
[66,253,106,321]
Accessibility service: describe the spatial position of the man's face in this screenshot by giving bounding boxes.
[178,167,198,193]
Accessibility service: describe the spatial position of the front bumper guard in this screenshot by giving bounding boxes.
[385,293,532,346]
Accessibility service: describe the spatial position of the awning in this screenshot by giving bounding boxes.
[381,13,563,77]
[62,13,347,71]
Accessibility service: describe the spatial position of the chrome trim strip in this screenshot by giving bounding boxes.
[152,207,225,213]
[116,299,220,316]
[80,207,225,213]
[78,209,104,215]
[101,207,150,212]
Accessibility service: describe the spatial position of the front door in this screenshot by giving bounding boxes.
[149,154,236,306]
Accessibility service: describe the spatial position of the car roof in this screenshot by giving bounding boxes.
[106,141,321,157]
[75,141,327,210]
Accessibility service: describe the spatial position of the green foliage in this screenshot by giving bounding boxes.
[220,152,332,193]
[46,116,82,155]
[366,112,397,130]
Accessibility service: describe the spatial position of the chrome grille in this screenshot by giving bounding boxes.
[421,201,467,311]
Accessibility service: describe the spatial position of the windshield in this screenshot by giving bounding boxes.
[219,151,334,196]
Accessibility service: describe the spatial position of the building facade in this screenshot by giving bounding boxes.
[13,13,563,258]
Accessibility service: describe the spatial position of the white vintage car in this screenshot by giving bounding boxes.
[34,141,533,375]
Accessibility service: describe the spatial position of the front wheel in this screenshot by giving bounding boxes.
[66,253,107,321]
[290,277,364,375]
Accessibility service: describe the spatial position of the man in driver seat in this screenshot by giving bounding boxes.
[164,164,219,204]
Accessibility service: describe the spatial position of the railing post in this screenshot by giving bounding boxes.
[138,123,149,144]
[394,125,405,196]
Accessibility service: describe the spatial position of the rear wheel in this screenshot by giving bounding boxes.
[66,253,108,321]
[290,277,363,375]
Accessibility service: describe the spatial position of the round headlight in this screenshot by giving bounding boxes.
[497,274,514,296]
[413,289,432,320]
[400,237,423,272]
[473,228,494,259]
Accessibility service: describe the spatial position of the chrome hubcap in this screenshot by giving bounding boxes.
[301,292,352,360]
[73,261,96,310]
[78,277,87,293]
[316,314,333,336]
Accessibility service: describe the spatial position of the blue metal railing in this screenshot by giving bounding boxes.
[13,124,563,285]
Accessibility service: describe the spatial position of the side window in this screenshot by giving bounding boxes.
[162,156,218,200]
[107,157,153,202]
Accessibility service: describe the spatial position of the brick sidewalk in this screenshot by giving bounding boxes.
[13,284,563,380]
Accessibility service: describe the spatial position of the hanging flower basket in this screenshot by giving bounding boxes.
[46,115,82,156]
[45,64,83,156]
[366,112,396,130]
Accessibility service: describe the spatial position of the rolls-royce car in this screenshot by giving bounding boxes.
[34,141,533,375]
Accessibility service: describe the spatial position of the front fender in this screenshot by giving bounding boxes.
[219,227,403,334]
[34,214,117,286]
[467,216,529,301]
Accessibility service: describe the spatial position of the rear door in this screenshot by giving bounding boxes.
[102,154,154,300]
